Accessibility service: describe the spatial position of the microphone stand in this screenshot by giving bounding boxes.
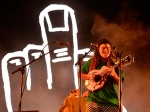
[116,51,122,112]
[18,67,25,112]
[75,47,94,112]
[12,44,63,112]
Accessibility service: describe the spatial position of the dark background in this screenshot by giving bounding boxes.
[0,0,150,112]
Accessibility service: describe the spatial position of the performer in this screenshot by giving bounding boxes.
[78,38,124,112]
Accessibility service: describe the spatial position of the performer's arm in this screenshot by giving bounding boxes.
[109,68,119,85]
[78,72,89,80]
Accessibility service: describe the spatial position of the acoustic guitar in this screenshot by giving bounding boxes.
[85,55,134,91]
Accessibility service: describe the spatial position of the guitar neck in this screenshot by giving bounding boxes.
[112,63,120,69]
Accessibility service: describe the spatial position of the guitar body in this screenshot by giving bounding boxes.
[85,77,103,91]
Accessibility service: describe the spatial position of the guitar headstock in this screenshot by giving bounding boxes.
[121,55,134,67]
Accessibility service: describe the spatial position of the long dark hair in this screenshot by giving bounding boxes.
[89,38,114,71]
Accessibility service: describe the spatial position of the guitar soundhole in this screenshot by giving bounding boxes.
[94,75,102,82]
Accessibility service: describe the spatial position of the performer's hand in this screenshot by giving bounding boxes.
[103,73,109,81]
[109,67,119,85]
[88,72,96,81]
[109,67,117,77]
[101,66,111,73]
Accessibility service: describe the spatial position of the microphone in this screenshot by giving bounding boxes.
[90,43,98,48]
[112,46,117,53]
[112,46,122,57]
[54,42,70,46]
